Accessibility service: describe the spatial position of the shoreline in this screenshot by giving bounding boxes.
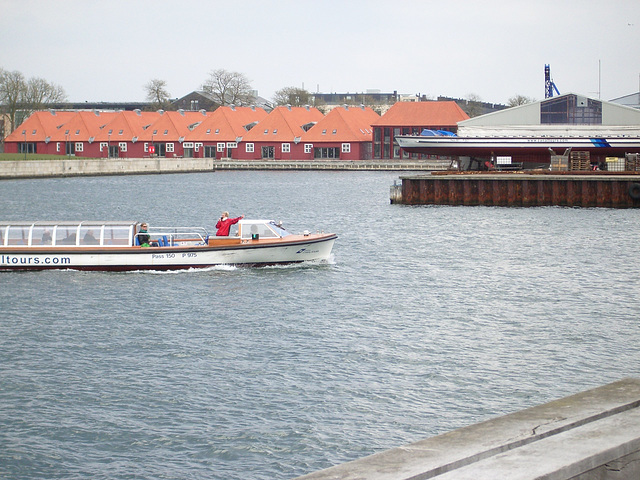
[0,157,454,179]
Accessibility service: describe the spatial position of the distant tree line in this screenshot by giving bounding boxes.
[2,65,537,141]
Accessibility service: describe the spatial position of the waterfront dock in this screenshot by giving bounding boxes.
[0,158,453,179]
[295,378,640,480]
[391,171,640,208]
[212,159,452,171]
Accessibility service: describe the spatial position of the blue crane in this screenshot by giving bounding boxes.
[544,64,561,98]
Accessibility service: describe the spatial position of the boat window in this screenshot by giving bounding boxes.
[269,222,291,237]
[31,225,55,246]
[103,225,131,246]
[79,226,101,245]
[6,225,30,246]
[241,223,278,239]
[55,225,78,245]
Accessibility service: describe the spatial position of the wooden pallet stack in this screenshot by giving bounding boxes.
[626,153,640,172]
[570,151,591,171]
[550,155,569,171]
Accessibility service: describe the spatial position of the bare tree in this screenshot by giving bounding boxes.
[508,94,535,107]
[272,87,312,106]
[26,77,66,109]
[463,93,484,117]
[0,69,67,134]
[144,78,171,110]
[202,69,254,106]
[0,68,27,132]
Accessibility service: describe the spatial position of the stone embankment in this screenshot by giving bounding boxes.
[0,158,452,179]
[295,378,640,480]
[0,157,215,179]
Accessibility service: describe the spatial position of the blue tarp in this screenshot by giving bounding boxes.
[420,129,457,137]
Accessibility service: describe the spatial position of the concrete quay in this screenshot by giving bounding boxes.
[295,378,640,480]
[0,158,452,179]
[212,159,453,171]
[0,157,215,179]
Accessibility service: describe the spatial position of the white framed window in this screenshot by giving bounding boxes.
[246,143,254,153]
[144,143,149,152]
[342,143,351,153]
[56,142,61,152]
[166,143,174,153]
[183,142,194,148]
[100,142,108,152]
[217,142,225,152]
[119,142,127,152]
[282,143,290,153]
[195,142,203,152]
[226,142,237,149]
[75,142,83,152]
[304,144,312,154]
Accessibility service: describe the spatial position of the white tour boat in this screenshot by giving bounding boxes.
[0,219,337,271]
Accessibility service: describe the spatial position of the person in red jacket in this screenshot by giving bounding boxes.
[216,211,244,236]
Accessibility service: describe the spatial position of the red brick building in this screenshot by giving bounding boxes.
[185,106,267,159]
[299,105,379,160]
[237,105,323,160]
[371,101,469,159]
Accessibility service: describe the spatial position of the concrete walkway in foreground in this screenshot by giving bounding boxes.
[295,378,640,480]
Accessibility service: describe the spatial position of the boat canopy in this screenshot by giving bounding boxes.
[0,221,136,247]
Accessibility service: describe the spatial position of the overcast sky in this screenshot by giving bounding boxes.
[2,0,639,105]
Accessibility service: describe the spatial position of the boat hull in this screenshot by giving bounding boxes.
[395,135,640,159]
[0,234,337,271]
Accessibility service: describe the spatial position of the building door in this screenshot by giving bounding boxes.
[262,146,274,159]
[153,143,166,157]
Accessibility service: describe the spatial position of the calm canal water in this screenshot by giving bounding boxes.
[1,171,639,479]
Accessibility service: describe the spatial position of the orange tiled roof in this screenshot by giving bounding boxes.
[47,110,117,142]
[301,105,379,142]
[94,110,159,142]
[185,106,268,142]
[136,110,209,142]
[4,110,76,142]
[371,101,469,127]
[242,106,324,142]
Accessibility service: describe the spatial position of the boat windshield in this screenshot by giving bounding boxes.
[239,221,291,240]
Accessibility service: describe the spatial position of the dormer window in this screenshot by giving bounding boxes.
[119,130,124,135]
[164,130,168,135]
[264,129,269,134]
[332,129,337,135]
[153,130,158,135]
[273,129,277,134]
[322,129,327,135]
[206,129,211,134]
[215,129,219,134]
[32,129,37,135]
[75,130,80,135]
[108,129,113,135]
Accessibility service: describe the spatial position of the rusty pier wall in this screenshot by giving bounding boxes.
[393,172,640,208]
